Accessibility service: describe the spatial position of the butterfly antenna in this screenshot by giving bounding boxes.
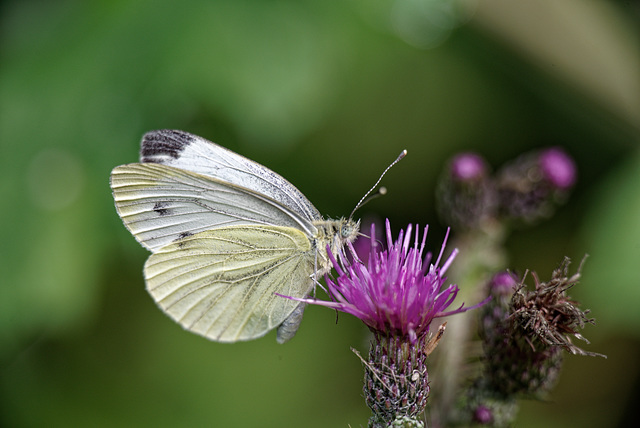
[349,150,407,219]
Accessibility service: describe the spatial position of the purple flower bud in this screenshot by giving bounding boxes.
[488,272,518,297]
[473,405,493,424]
[496,147,577,223]
[450,152,489,182]
[539,147,577,190]
[437,152,496,230]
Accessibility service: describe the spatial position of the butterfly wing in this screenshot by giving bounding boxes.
[139,129,322,223]
[144,225,314,342]
[110,163,318,252]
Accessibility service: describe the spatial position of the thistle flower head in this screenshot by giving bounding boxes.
[282,220,488,426]
[312,219,483,343]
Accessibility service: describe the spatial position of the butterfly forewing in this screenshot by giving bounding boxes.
[140,130,323,223]
[144,225,315,342]
[111,163,318,252]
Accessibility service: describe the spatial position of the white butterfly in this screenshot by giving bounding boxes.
[110,130,367,343]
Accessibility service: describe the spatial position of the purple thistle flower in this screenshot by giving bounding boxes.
[305,219,486,343]
[282,219,488,426]
[277,219,492,426]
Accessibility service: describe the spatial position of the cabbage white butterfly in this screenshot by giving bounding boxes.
[110,130,404,343]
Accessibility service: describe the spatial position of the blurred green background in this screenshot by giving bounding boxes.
[1,0,639,426]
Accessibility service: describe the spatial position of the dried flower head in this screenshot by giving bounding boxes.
[478,258,604,400]
[510,257,603,358]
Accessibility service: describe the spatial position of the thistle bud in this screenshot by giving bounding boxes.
[436,152,496,230]
[496,147,576,223]
[478,272,518,354]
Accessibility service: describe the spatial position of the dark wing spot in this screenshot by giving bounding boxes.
[140,130,194,162]
[175,231,194,248]
[153,201,171,216]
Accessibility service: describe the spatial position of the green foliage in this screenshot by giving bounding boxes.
[581,149,640,331]
[1,0,637,427]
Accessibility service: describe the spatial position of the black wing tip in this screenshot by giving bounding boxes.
[140,129,195,163]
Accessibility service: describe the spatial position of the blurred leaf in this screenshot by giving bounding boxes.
[1,296,371,427]
[472,0,640,133]
[580,149,640,334]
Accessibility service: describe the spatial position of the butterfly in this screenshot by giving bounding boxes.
[110,130,374,343]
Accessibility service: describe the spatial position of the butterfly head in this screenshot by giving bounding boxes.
[312,218,359,273]
[339,217,360,246]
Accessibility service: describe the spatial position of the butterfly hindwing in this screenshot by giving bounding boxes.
[143,225,315,342]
